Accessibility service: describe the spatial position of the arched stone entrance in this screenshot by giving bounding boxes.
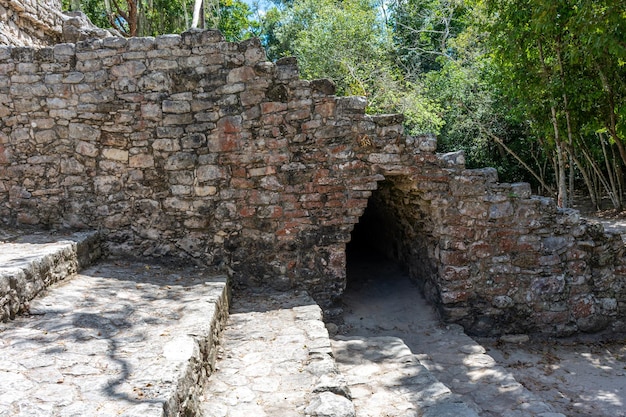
[346,176,440,304]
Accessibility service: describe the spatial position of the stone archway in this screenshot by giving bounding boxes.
[345,176,440,303]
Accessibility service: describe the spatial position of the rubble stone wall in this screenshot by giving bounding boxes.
[0,0,63,46]
[1,30,625,336]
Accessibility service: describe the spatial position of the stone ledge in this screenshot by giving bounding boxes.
[0,230,101,322]
[332,335,479,417]
[0,260,229,416]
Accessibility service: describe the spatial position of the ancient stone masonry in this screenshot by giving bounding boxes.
[0,0,64,46]
[0,30,625,336]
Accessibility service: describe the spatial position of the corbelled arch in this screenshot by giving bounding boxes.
[346,176,439,300]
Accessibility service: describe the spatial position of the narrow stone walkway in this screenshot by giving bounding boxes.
[335,254,566,417]
[201,290,354,417]
[332,335,477,417]
[0,258,227,417]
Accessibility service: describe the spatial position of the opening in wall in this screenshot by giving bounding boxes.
[345,178,438,298]
[345,180,407,291]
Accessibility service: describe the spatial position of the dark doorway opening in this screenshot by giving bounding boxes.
[345,178,438,300]
[345,181,407,291]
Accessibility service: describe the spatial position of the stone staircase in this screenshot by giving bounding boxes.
[0,231,564,417]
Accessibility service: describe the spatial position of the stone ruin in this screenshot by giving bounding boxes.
[0,7,625,338]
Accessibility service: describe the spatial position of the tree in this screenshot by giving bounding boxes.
[65,0,257,40]
[485,0,626,208]
[267,0,443,133]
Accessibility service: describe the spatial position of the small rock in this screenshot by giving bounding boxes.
[313,374,351,399]
[325,322,338,336]
[305,392,355,417]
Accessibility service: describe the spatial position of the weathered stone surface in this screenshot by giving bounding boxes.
[61,11,118,44]
[0,0,64,47]
[0,231,101,322]
[202,290,351,417]
[305,392,356,417]
[0,256,229,416]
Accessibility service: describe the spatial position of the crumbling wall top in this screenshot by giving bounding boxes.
[0,0,64,46]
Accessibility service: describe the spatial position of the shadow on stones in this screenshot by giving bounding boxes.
[7,257,222,406]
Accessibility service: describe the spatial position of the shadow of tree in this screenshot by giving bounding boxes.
[0,257,227,413]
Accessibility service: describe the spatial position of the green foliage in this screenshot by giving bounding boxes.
[64,0,258,40]
[266,0,444,134]
[217,0,259,41]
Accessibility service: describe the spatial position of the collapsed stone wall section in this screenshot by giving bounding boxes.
[0,30,625,336]
[0,0,64,46]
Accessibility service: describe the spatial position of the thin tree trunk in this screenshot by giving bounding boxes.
[597,65,626,168]
[550,105,568,208]
[564,140,598,210]
[480,124,554,195]
[581,140,620,209]
[192,0,204,28]
[538,38,567,207]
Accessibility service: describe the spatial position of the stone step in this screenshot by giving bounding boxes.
[201,290,355,417]
[0,230,101,322]
[332,335,478,417]
[0,259,228,417]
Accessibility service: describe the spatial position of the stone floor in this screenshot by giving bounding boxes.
[0,255,227,417]
[200,290,353,417]
[1,225,625,416]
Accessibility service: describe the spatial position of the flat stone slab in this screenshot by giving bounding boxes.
[0,230,101,322]
[0,260,228,417]
[201,290,354,417]
[332,336,478,417]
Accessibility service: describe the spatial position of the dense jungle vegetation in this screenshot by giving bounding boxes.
[64,0,626,210]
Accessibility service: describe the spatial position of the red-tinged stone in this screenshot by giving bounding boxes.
[441,290,471,304]
[261,114,284,126]
[440,266,468,282]
[572,296,595,318]
[344,198,368,209]
[440,250,469,266]
[283,210,308,219]
[218,116,242,134]
[209,134,239,152]
[324,200,344,208]
[512,252,539,268]
[302,201,324,209]
[468,241,491,259]
[539,311,570,325]
[239,207,256,217]
[315,102,335,118]
[230,178,254,189]
[0,146,12,164]
[231,167,247,178]
[261,102,287,114]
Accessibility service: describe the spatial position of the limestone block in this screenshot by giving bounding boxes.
[129,154,154,168]
[102,148,128,162]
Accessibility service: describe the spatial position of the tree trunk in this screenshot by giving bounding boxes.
[192,0,204,28]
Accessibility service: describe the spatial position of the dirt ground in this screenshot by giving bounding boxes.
[480,337,626,416]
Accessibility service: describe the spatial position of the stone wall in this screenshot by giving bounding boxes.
[1,30,625,336]
[0,0,63,46]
